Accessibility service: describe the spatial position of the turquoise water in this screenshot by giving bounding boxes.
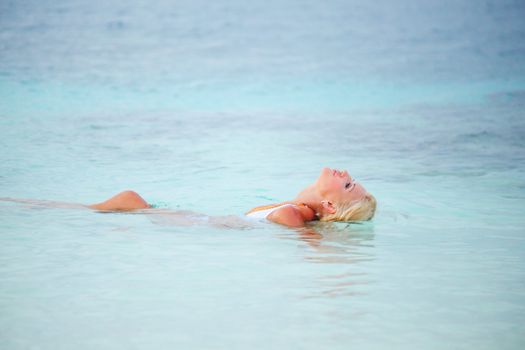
[1,0,525,349]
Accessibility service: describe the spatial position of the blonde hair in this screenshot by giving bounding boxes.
[320,194,377,222]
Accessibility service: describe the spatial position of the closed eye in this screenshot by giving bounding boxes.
[345,183,351,189]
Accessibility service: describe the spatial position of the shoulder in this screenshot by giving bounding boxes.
[267,204,306,227]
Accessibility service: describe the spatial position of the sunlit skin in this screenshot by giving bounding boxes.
[280,167,369,226]
[88,167,370,228]
[88,191,150,211]
[313,167,368,206]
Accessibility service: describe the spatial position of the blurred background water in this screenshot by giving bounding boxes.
[1,0,525,349]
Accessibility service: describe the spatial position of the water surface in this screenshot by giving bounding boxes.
[1,0,525,349]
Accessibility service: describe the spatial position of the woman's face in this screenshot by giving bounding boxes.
[315,167,368,204]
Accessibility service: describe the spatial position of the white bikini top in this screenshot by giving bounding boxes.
[245,203,298,219]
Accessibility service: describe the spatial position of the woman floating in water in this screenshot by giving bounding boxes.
[88,167,376,227]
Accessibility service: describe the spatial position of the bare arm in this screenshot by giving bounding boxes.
[267,205,306,227]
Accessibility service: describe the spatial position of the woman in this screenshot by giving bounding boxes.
[89,167,376,227]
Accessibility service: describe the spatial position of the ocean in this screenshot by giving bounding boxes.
[1,0,525,349]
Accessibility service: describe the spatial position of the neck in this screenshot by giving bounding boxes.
[292,183,323,216]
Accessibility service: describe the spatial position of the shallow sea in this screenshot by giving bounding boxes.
[1,0,525,349]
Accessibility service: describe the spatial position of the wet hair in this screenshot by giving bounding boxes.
[320,193,376,222]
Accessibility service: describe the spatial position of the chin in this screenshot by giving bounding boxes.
[319,167,331,178]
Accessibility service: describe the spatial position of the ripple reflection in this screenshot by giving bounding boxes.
[278,222,376,298]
